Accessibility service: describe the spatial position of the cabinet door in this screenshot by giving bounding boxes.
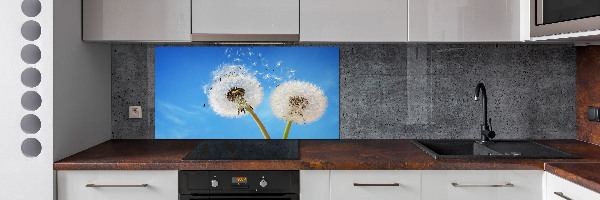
[422,170,542,200]
[409,0,529,42]
[301,0,408,42]
[330,170,420,200]
[57,170,178,200]
[192,0,299,35]
[83,0,191,41]
[300,170,330,200]
[546,172,600,200]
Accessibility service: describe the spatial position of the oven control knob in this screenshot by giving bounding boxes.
[211,180,219,188]
[259,179,267,187]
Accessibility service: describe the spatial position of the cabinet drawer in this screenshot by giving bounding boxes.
[546,172,600,200]
[422,170,542,200]
[57,170,178,200]
[330,170,421,200]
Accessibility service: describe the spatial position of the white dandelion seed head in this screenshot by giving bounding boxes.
[208,65,263,118]
[270,81,327,124]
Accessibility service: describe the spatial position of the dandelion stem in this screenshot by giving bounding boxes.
[283,121,292,139]
[245,105,270,139]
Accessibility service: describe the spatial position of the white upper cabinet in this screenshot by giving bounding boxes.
[300,0,408,42]
[83,0,191,41]
[409,0,530,42]
[191,0,300,41]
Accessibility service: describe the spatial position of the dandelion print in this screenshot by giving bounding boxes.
[155,47,339,140]
[270,81,327,139]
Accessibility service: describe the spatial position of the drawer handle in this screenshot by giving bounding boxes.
[554,192,573,200]
[86,184,149,188]
[451,183,514,188]
[353,183,400,186]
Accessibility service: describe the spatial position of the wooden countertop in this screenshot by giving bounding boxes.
[545,162,600,194]
[54,139,600,171]
[54,139,600,193]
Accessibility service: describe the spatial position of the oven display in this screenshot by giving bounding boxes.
[232,177,247,184]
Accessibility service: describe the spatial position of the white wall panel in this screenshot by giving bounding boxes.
[0,0,53,199]
[54,0,111,163]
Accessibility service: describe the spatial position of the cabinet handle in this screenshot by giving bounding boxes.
[86,184,149,188]
[554,192,573,200]
[451,183,514,188]
[353,183,400,186]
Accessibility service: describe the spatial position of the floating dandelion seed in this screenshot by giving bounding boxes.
[270,81,327,139]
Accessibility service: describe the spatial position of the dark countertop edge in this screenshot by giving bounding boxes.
[545,162,600,194]
[53,139,595,171]
[53,162,545,171]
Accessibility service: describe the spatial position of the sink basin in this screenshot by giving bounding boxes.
[412,140,579,159]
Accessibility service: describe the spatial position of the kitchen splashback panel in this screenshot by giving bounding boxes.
[112,43,576,139]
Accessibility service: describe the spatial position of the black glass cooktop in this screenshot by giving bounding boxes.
[182,140,299,160]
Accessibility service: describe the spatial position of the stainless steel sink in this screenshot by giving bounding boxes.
[412,140,579,159]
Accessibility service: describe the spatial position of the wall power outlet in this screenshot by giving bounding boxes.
[129,106,142,119]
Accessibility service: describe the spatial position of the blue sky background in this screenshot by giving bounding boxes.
[155,47,339,139]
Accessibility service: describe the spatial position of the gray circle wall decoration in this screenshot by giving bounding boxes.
[21,0,44,160]
[21,138,42,157]
[21,44,41,64]
[20,114,41,134]
[21,67,41,88]
[21,20,41,41]
[21,91,42,111]
[21,0,41,17]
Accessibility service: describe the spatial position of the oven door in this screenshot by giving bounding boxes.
[532,0,600,37]
[180,194,299,200]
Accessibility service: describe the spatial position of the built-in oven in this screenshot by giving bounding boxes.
[531,0,600,38]
[179,171,299,200]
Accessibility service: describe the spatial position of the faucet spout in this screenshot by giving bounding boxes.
[474,83,495,142]
[474,83,488,130]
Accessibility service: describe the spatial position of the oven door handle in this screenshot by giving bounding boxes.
[210,196,296,199]
[180,195,298,200]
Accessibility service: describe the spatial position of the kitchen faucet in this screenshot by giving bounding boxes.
[474,83,495,143]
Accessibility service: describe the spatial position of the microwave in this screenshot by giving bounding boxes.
[531,0,600,38]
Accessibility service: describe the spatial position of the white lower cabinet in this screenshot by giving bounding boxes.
[57,170,600,200]
[422,170,543,200]
[545,172,600,200]
[57,170,178,200]
[330,170,421,200]
[300,170,330,200]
